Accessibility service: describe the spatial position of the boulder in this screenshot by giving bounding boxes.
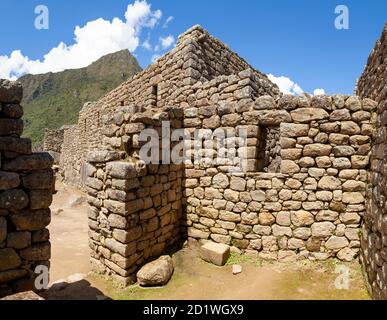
[200,242,230,266]
[137,256,174,287]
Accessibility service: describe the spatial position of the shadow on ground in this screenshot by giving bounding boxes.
[41,280,111,300]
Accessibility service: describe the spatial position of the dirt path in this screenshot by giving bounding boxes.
[45,183,370,300]
[48,182,90,283]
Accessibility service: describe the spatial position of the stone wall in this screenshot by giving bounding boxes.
[357,23,387,300]
[85,106,184,285]
[0,79,54,297]
[186,93,377,262]
[81,25,387,285]
[52,25,279,189]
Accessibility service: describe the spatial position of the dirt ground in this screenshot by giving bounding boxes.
[44,182,370,300]
[48,182,91,283]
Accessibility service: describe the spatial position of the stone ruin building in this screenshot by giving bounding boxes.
[0,23,385,299]
[0,80,54,297]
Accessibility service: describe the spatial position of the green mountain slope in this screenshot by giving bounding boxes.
[19,49,142,147]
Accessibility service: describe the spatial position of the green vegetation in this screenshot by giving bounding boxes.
[19,49,142,147]
[226,252,262,267]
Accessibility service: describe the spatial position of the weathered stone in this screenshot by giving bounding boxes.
[345,96,362,112]
[105,238,136,257]
[281,149,302,160]
[3,153,53,171]
[342,180,365,192]
[351,156,369,169]
[0,172,20,190]
[303,144,332,157]
[6,232,31,249]
[291,210,314,227]
[87,151,121,163]
[0,269,27,285]
[281,123,309,137]
[20,242,50,261]
[188,228,210,239]
[0,137,31,155]
[106,162,137,179]
[325,236,349,250]
[272,225,292,237]
[0,189,29,211]
[259,212,276,226]
[332,146,356,157]
[316,191,333,201]
[29,189,52,210]
[0,248,21,272]
[21,170,54,190]
[200,242,230,266]
[330,109,351,121]
[337,248,357,262]
[316,210,339,222]
[342,192,364,204]
[291,108,329,123]
[230,176,246,191]
[0,80,23,103]
[293,228,311,240]
[281,160,300,174]
[212,173,229,189]
[341,121,361,135]
[10,209,51,231]
[137,256,174,287]
[311,222,335,237]
[318,176,341,191]
[311,95,331,110]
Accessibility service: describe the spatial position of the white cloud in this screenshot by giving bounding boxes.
[0,0,163,79]
[142,38,152,51]
[268,74,304,96]
[163,16,174,28]
[313,88,326,96]
[159,35,175,49]
[268,74,327,97]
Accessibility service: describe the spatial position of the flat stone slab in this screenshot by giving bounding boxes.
[200,242,230,266]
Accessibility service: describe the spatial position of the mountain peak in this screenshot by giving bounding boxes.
[19,50,142,146]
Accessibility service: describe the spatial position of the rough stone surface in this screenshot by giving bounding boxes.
[136,256,174,287]
[200,242,231,266]
[0,79,54,298]
[37,24,386,296]
[357,23,387,300]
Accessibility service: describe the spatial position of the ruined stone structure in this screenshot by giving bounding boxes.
[0,79,54,298]
[66,25,379,286]
[357,24,387,300]
[41,24,386,297]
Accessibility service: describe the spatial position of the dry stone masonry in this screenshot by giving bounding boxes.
[185,94,376,263]
[0,79,54,298]
[357,23,387,300]
[41,24,386,298]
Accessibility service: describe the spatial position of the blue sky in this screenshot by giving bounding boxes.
[0,0,386,94]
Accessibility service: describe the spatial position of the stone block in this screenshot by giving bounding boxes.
[200,242,230,266]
